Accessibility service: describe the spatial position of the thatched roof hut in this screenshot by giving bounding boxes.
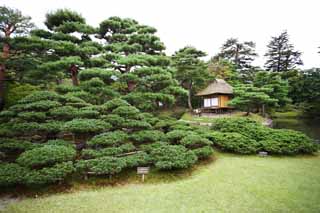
[196,79,233,96]
[196,79,234,112]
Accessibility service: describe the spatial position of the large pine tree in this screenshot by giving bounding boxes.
[264,31,303,72]
[0,6,34,109]
[214,38,257,72]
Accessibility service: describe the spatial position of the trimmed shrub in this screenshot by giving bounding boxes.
[74,109,100,119]
[150,145,197,170]
[130,130,166,143]
[55,85,81,94]
[17,112,47,122]
[101,98,130,112]
[193,146,214,159]
[87,131,129,147]
[40,121,64,134]
[23,161,75,185]
[0,163,29,186]
[76,157,127,175]
[122,119,152,130]
[64,119,111,134]
[49,106,78,120]
[112,106,140,119]
[19,100,62,112]
[166,130,189,144]
[140,141,169,153]
[17,91,61,104]
[102,114,125,128]
[212,117,271,141]
[82,143,136,159]
[180,134,213,148]
[11,122,41,135]
[0,138,38,153]
[261,129,318,155]
[122,152,150,168]
[17,145,76,168]
[212,132,259,154]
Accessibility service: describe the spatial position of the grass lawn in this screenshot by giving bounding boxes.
[3,152,320,213]
[181,111,267,124]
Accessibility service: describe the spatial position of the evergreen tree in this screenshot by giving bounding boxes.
[264,31,303,72]
[214,38,257,76]
[29,9,100,86]
[0,6,34,109]
[253,71,290,107]
[228,84,277,116]
[172,46,211,110]
[97,17,185,110]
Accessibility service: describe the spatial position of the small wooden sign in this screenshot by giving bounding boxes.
[137,167,150,174]
[137,167,150,182]
[258,151,268,157]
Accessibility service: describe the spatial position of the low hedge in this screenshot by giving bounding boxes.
[23,161,75,185]
[17,145,76,168]
[150,145,197,170]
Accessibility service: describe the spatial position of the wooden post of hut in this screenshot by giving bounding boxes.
[195,79,234,114]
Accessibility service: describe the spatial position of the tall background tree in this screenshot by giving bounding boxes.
[214,38,258,80]
[0,6,34,109]
[264,31,303,72]
[172,46,211,110]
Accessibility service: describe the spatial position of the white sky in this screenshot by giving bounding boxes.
[2,0,320,68]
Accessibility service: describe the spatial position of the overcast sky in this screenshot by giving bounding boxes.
[2,0,320,68]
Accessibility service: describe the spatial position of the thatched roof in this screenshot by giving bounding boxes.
[196,79,233,96]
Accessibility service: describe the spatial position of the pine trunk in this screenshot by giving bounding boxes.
[187,82,193,110]
[70,65,79,86]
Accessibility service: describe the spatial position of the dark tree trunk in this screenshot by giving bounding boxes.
[187,82,193,110]
[70,64,79,86]
[127,81,136,92]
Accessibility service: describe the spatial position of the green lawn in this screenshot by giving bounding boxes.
[4,153,320,213]
[181,111,267,124]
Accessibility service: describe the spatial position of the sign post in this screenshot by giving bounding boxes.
[137,167,150,182]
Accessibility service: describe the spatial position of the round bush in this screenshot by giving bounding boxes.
[0,138,38,153]
[211,132,259,154]
[261,129,318,154]
[87,131,129,147]
[64,119,111,134]
[180,134,213,148]
[17,145,76,168]
[121,152,150,168]
[193,146,214,159]
[17,112,47,122]
[82,143,136,159]
[23,161,75,185]
[166,130,189,144]
[150,145,197,170]
[101,98,130,112]
[0,163,29,186]
[112,106,140,118]
[76,156,127,175]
